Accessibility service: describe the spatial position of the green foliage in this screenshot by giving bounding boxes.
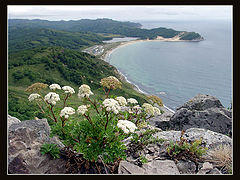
[179,32,202,40]
[26,76,162,165]
[166,131,207,160]
[8,26,109,53]
[8,88,44,121]
[9,18,202,42]
[139,155,148,164]
[131,129,165,147]
[8,46,149,120]
[40,143,60,159]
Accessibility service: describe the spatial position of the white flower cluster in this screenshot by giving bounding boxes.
[62,86,75,94]
[127,98,138,104]
[60,107,75,119]
[133,105,141,111]
[117,120,137,134]
[142,103,161,116]
[28,93,41,102]
[115,96,127,106]
[153,107,161,115]
[78,84,94,98]
[77,105,88,115]
[49,83,61,90]
[44,92,60,105]
[102,98,121,114]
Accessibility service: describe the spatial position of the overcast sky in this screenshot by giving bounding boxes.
[8,5,232,22]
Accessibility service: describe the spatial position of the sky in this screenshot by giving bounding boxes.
[8,5,232,22]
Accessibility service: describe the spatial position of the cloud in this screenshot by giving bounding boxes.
[8,5,232,21]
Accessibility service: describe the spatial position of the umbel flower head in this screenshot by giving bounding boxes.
[28,93,41,102]
[102,98,121,114]
[117,120,137,134]
[77,105,88,115]
[100,76,122,90]
[60,107,75,119]
[49,83,61,90]
[25,82,48,93]
[127,98,138,104]
[115,96,127,106]
[44,92,60,105]
[142,103,161,116]
[78,84,94,98]
[62,86,75,94]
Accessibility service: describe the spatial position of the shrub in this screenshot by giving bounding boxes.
[27,76,162,167]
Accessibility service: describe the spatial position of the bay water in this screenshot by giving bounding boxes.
[106,20,232,111]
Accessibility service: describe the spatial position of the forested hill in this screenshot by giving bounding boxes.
[8,18,203,40]
[8,27,113,53]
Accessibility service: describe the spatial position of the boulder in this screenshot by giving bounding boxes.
[197,162,213,174]
[118,160,180,175]
[176,160,197,174]
[142,160,180,174]
[178,94,224,111]
[153,128,232,149]
[8,114,21,128]
[156,94,232,135]
[8,118,66,174]
[118,160,145,174]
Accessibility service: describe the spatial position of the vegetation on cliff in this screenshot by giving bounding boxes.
[8,46,149,120]
[9,18,203,41]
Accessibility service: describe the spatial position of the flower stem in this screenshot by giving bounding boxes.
[87,97,99,114]
[49,104,58,123]
[83,114,95,128]
[104,111,110,131]
[63,94,69,107]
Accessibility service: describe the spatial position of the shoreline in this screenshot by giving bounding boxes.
[100,35,202,61]
[100,37,180,114]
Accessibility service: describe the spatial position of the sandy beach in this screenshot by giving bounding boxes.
[97,36,183,114]
[100,35,194,61]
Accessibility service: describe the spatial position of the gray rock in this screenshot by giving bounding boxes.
[178,94,224,111]
[156,94,232,135]
[118,160,145,174]
[153,128,232,149]
[197,162,213,174]
[8,119,66,174]
[208,168,222,174]
[176,160,197,174]
[183,128,232,149]
[149,110,174,127]
[142,160,180,175]
[8,115,21,128]
[118,160,180,175]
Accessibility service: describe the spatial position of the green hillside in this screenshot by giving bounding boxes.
[8,18,203,40]
[8,46,149,120]
[8,27,116,53]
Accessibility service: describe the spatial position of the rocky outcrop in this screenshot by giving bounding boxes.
[8,115,21,128]
[118,160,180,175]
[8,117,66,174]
[121,126,232,174]
[153,128,232,149]
[156,94,232,135]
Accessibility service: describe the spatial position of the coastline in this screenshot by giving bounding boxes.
[100,37,180,114]
[100,35,202,61]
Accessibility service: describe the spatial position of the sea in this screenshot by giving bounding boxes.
[105,20,232,111]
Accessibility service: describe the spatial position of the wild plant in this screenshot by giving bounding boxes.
[26,76,162,166]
